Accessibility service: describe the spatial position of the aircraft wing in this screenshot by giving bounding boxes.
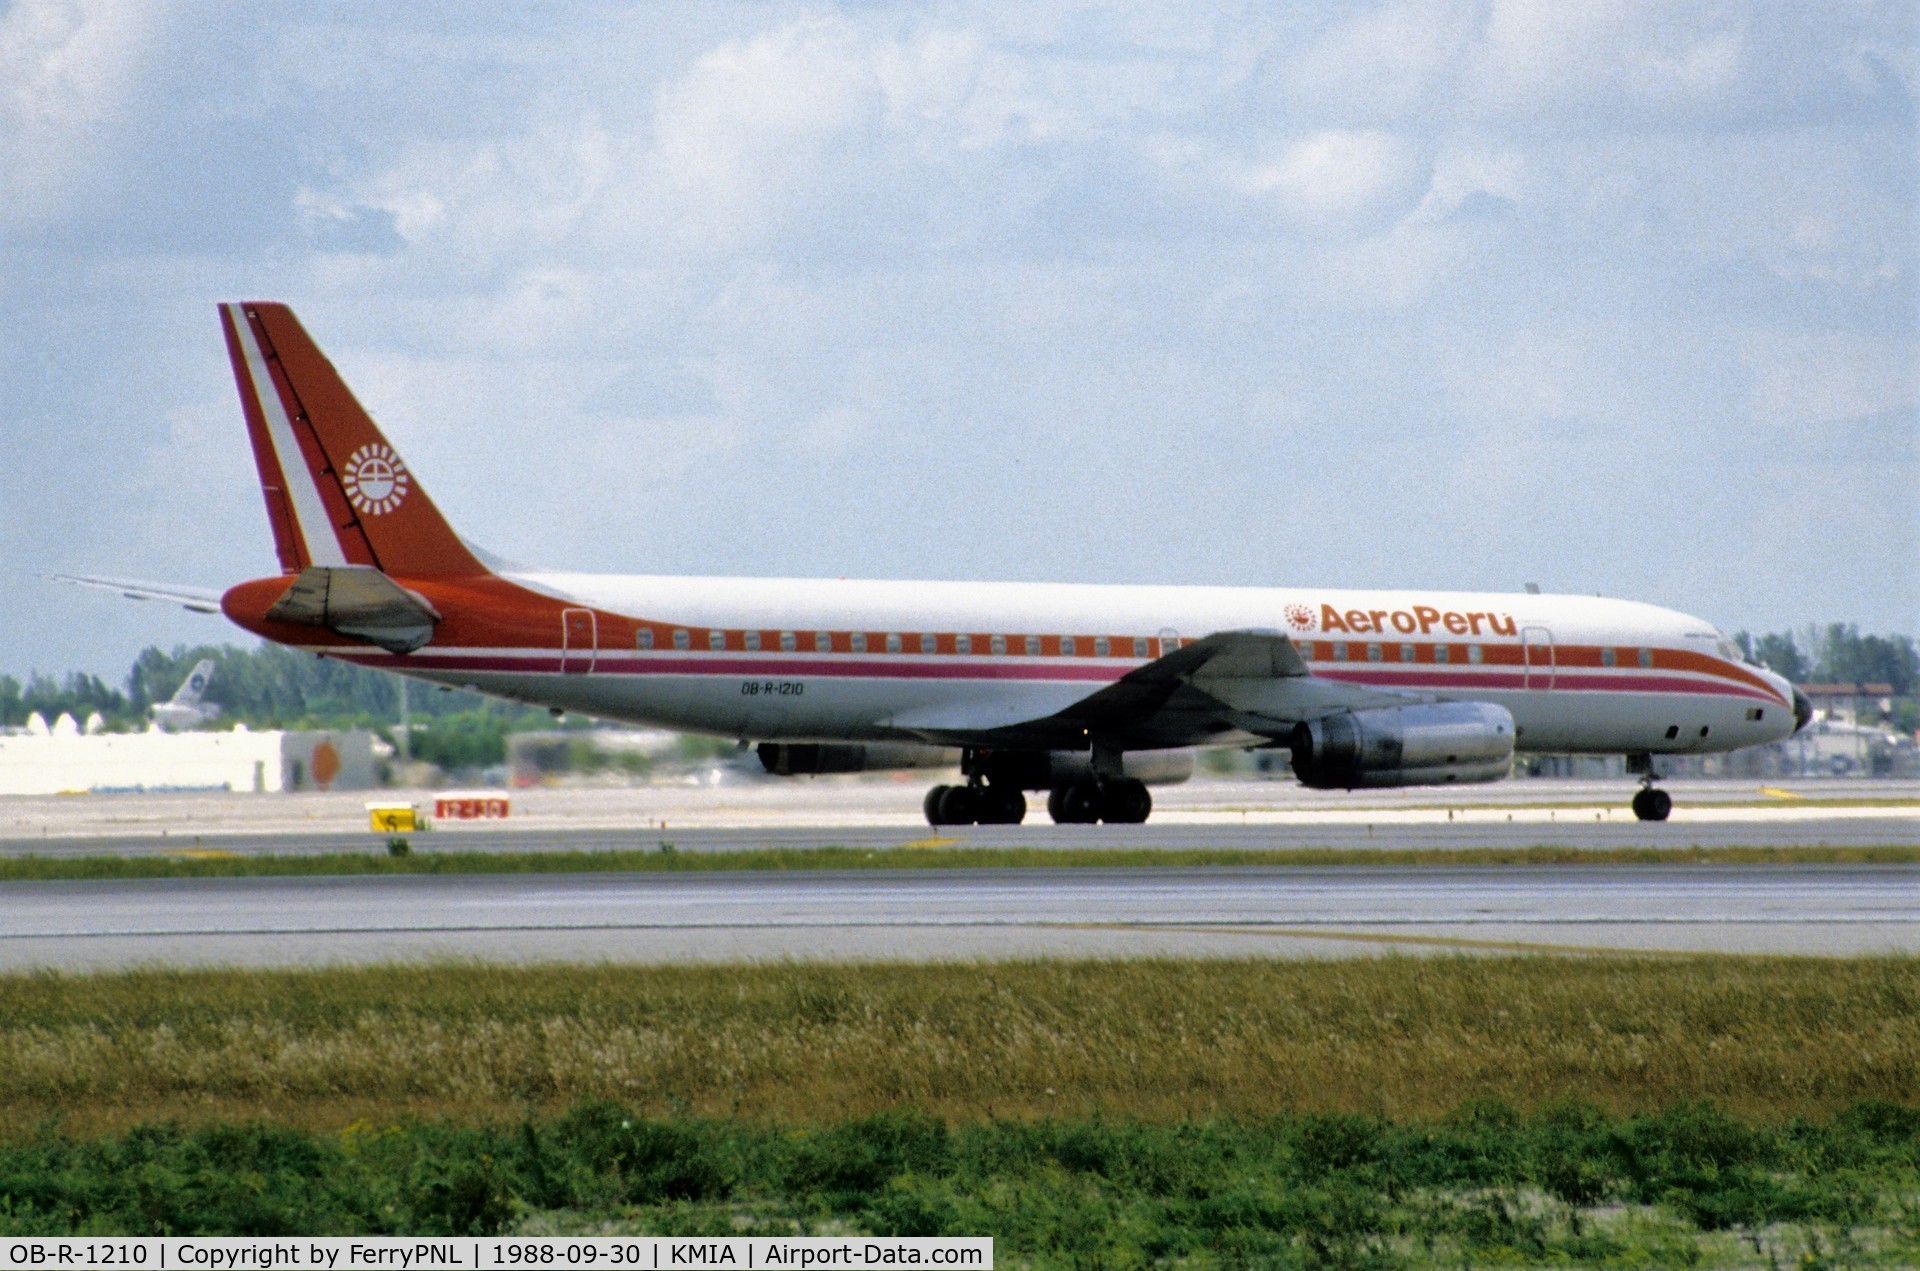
[1053,628,1416,745]
[49,573,224,614]
[897,628,1422,750]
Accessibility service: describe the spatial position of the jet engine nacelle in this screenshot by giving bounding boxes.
[1289,702,1514,789]
[757,742,957,776]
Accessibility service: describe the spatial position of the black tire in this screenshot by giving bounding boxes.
[1631,787,1672,822]
[924,785,950,826]
[936,785,980,825]
[1046,787,1068,824]
[980,787,1027,825]
[1101,779,1152,824]
[1057,780,1102,824]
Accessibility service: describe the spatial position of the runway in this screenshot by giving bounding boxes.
[2,864,1914,969]
[1,778,1914,858]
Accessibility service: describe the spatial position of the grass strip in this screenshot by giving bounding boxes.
[1,841,1916,881]
[3,1099,1918,1266]
[2,956,1915,1133]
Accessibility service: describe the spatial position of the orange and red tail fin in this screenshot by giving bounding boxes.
[219,302,487,578]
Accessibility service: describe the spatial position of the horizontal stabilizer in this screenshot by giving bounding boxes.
[265,566,440,653]
[48,574,223,614]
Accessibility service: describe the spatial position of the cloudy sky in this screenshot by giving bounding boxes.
[3,0,1915,681]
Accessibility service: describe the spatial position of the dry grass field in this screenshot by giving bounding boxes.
[2,955,1914,1134]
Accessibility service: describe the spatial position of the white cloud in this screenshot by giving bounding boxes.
[1283,0,1473,119]
[1409,143,1526,221]
[1470,0,1748,114]
[1238,130,1427,228]
[0,0,166,224]
[1745,333,1919,430]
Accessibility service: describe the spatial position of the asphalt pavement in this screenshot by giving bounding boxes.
[2,863,1913,969]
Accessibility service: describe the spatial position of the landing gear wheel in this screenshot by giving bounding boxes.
[1049,780,1102,824]
[1099,778,1152,824]
[977,786,1026,825]
[1631,786,1672,822]
[923,785,949,826]
[935,785,981,825]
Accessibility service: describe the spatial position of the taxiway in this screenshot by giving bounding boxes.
[1,864,1913,969]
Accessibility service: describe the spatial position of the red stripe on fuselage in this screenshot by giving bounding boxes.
[331,649,1783,703]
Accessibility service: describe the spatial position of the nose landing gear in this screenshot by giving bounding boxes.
[1625,753,1672,821]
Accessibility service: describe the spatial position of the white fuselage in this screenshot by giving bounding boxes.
[364,574,1799,758]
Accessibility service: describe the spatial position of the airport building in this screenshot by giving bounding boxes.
[0,716,375,795]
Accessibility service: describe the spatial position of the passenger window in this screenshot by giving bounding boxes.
[1639,648,1655,668]
[991,634,1007,655]
[1434,644,1449,664]
[1299,641,1315,660]
[1601,647,1616,667]
[1367,643,1383,662]
[744,631,761,652]
[1025,635,1041,656]
[708,630,725,652]
[1332,642,1348,662]
[673,629,690,650]
[886,633,903,654]
[851,633,868,653]
[637,629,655,650]
[815,631,832,653]
[919,633,936,654]
[1468,644,1483,664]
[1094,636,1110,658]
[1400,643,1415,663]
[1664,725,1679,740]
[956,634,971,655]
[1061,636,1077,656]
[779,631,796,652]
[1746,708,1764,721]
[1134,636,1149,658]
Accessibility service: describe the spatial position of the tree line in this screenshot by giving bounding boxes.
[1733,624,1917,696]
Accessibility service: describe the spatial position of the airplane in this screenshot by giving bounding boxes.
[150,658,222,732]
[61,302,1812,824]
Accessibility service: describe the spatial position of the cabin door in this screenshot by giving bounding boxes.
[1521,625,1555,690]
[561,608,598,674]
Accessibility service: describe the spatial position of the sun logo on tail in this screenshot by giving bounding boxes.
[342,443,410,516]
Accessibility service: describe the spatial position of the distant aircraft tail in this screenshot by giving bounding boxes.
[218,303,487,578]
[170,659,215,705]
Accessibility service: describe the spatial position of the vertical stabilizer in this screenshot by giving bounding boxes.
[219,303,487,578]
[170,659,215,706]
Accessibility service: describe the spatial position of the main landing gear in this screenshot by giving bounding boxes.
[1046,778,1152,825]
[923,783,1026,826]
[921,747,1156,826]
[921,777,1154,826]
[1626,754,1671,821]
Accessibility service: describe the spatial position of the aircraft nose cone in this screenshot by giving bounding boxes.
[1792,687,1813,734]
